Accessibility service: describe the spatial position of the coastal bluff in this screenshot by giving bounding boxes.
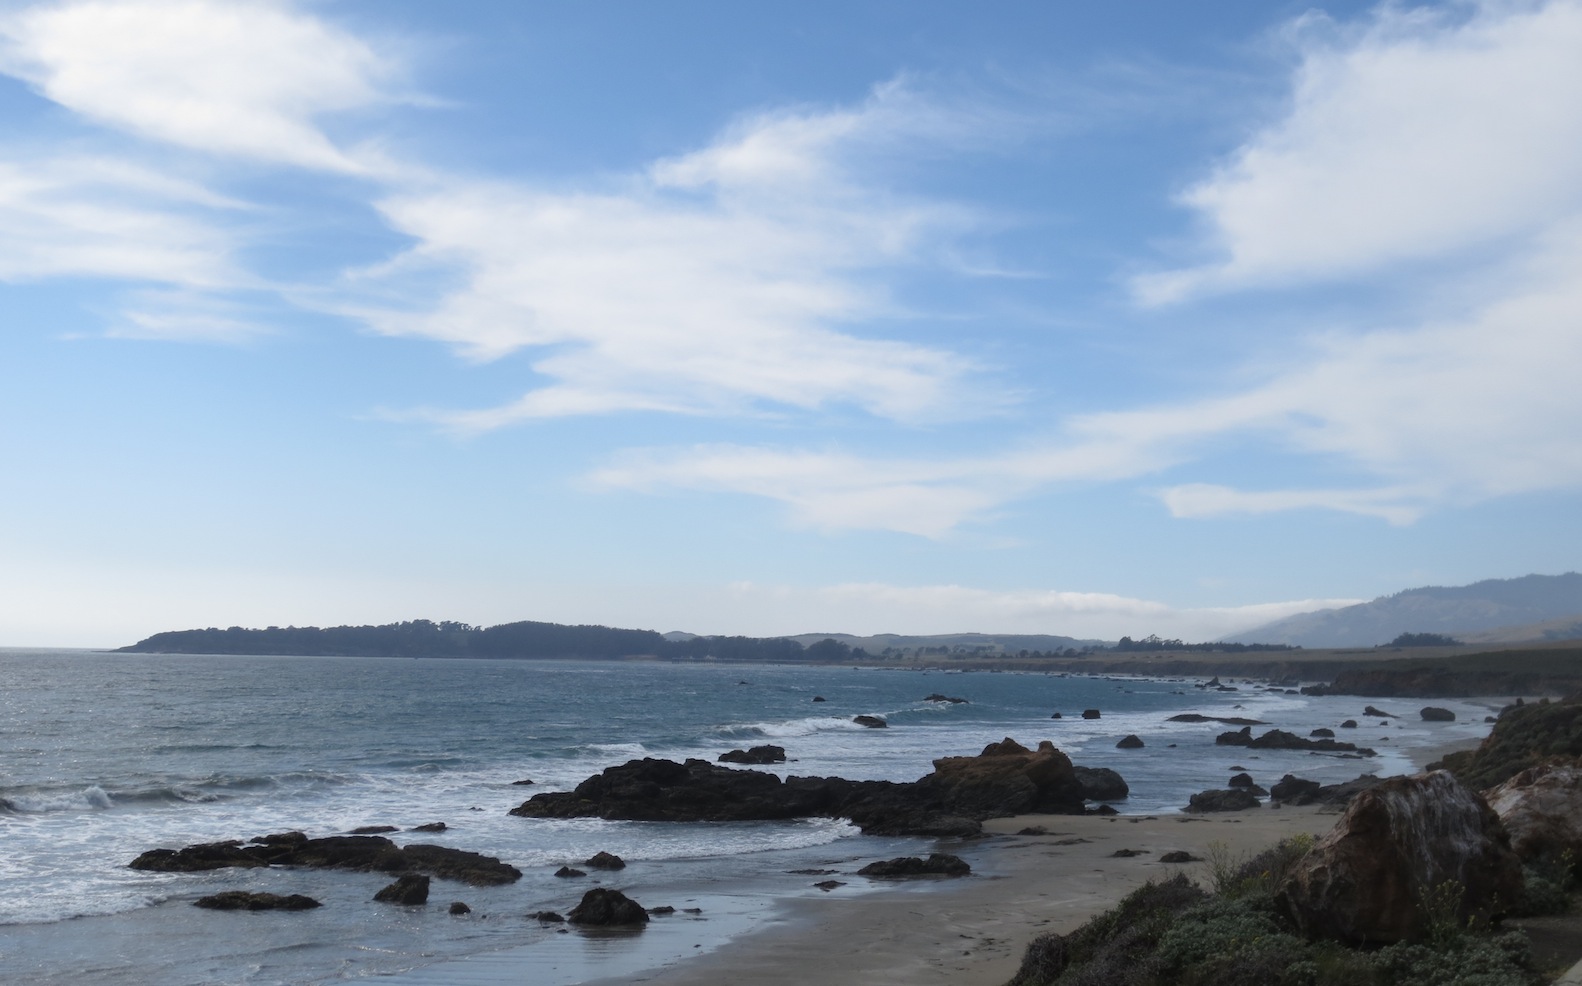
[510,737,1112,837]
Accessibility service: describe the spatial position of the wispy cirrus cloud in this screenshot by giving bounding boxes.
[347,82,999,426]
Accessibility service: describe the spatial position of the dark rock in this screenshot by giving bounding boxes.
[1214,726,1373,755]
[1017,826,1048,836]
[924,693,969,704]
[1364,705,1397,718]
[131,834,521,886]
[853,715,888,728]
[647,905,675,915]
[512,778,536,785]
[1050,711,1062,719]
[513,737,1099,838]
[411,822,447,833]
[1270,774,1323,804]
[532,910,565,922]
[1420,706,1456,722]
[350,825,398,834]
[814,880,845,891]
[812,695,826,702]
[1109,848,1148,858]
[1088,803,1119,816]
[374,874,430,904]
[1159,851,1200,863]
[857,853,971,877]
[718,744,788,765]
[1485,715,1497,723]
[1081,709,1101,720]
[1340,720,1358,728]
[1277,771,1523,944]
[1184,789,1260,813]
[584,851,625,870]
[682,907,702,914]
[1165,713,1266,726]
[568,887,649,926]
[1310,728,1335,738]
[193,891,321,911]
[449,901,470,915]
[1228,772,1256,788]
[787,868,840,874]
[1073,766,1129,801]
[554,866,586,878]
[1115,734,1144,749]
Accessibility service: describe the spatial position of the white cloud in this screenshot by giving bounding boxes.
[0,154,242,287]
[1157,483,1424,525]
[1136,0,1582,302]
[0,0,393,172]
[347,83,991,425]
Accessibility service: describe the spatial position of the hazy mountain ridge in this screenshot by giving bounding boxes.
[1227,573,1582,648]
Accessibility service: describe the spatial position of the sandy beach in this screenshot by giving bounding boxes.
[569,730,1497,986]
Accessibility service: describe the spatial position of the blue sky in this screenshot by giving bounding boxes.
[3,0,1580,647]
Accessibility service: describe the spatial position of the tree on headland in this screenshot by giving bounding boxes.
[1384,632,1463,647]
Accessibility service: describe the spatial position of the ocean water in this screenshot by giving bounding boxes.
[0,649,1501,985]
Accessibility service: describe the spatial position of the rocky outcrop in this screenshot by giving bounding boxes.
[1215,726,1375,756]
[585,851,625,870]
[924,693,969,704]
[1420,706,1456,721]
[853,715,888,728]
[193,891,321,911]
[374,874,430,904]
[1073,766,1129,801]
[1277,771,1523,944]
[410,822,447,833]
[856,853,970,877]
[1364,706,1397,718]
[1081,709,1101,720]
[1270,775,1322,804]
[1184,789,1260,813]
[1166,713,1265,726]
[1482,757,1582,862]
[568,888,649,926]
[718,744,787,764]
[449,901,471,915]
[1269,773,1385,807]
[554,866,585,878]
[510,738,1099,837]
[1115,734,1144,749]
[130,834,521,886]
[1432,694,1582,790]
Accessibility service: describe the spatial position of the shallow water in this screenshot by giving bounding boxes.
[0,650,1499,984]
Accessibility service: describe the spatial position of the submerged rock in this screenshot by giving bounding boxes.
[718,744,787,765]
[924,693,969,704]
[193,891,321,911]
[853,715,888,728]
[568,887,649,926]
[449,901,471,915]
[374,874,430,905]
[1277,771,1522,944]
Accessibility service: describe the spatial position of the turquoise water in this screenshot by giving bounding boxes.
[0,650,1496,984]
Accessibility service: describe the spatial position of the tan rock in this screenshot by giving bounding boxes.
[1277,770,1522,944]
[1483,756,1582,862]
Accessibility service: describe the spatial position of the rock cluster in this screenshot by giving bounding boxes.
[193,891,321,911]
[511,737,1105,837]
[1215,726,1375,756]
[129,833,521,886]
[718,744,787,764]
[856,853,970,877]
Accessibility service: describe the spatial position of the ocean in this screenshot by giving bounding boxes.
[0,649,1500,985]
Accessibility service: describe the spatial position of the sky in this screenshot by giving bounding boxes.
[2,0,1580,648]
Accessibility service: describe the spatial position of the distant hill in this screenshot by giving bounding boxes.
[1227,573,1582,648]
[781,631,1105,656]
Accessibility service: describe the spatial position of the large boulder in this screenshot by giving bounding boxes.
[1482,757,1582,863]
[1184,789,1260,813]
[1277,771,1523,944]
[1420,707,1456,722]
[374,874,430,904]
[1073,766,1129,801]
[568,887,649,926]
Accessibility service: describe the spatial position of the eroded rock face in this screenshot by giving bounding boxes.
[1482,757,1582,863]
[1277,771,1523,944]
[568,887,648,926]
